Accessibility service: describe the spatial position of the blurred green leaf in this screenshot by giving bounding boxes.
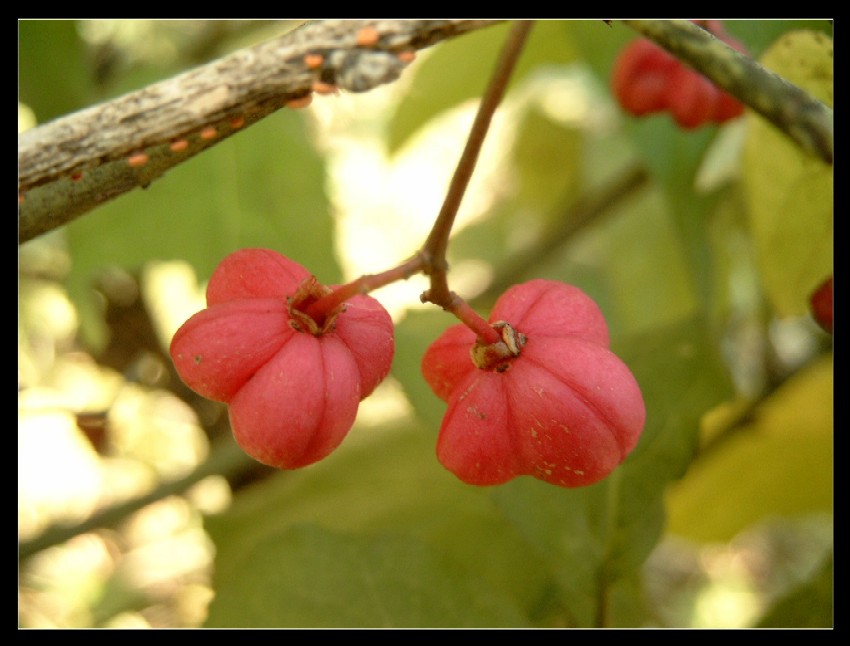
[388,21,577,153]
[206,524,527,628]
[204,419,552,627]
[625,118,721,308]
[742,30,833,317]
[566,19,636,83]
[615,316,736,490]
[65,111,338,349]
[757,551,833,628]
[723,20,833,59]
[510,104,583,215]
[665,353,833,543]
[18,20,95,123]
[445,103,582,275]
[488,315,734,626]
[586,182,701,339]
[393,309,454,430]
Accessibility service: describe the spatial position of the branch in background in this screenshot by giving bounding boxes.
[471,164,651,309]
[622,20,833,165]
[18,19,503,244]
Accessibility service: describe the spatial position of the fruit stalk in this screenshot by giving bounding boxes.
[311,21,535,345]
[420,20,534,337]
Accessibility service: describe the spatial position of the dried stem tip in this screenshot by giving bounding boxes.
[471,321,526,371]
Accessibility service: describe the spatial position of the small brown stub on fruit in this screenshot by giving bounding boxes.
[287,276,343,336]
[194,355,203,364]
[471,321,527,371]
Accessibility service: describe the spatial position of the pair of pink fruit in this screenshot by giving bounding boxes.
[170,248,646,488]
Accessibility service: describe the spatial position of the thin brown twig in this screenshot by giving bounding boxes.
[421,20,535,304]
[305,21,535,345]
[418,20,535,342]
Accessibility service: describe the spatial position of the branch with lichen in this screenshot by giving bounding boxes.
[17,19,503,245]
[622,19,833,165]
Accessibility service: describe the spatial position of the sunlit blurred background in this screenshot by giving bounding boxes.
[19,20,832,628]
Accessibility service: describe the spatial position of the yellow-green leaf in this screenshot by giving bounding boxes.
[742,31,833,317]
[665,353,833,543]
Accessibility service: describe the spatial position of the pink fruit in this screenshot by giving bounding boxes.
[170,248,394,469]
[422,279,646,488]
[611,38,679,116]
[611,20,747,129]
[810,274,833,334]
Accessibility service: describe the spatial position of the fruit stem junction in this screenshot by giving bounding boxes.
[471,321,526,371]
[300,22,535,346]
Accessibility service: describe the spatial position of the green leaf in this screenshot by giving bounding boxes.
[584,179,702,338]
[757,551,833,628]
[624,118,721,308]
[204,419,551,627]
[742,30,833,317]
[387,21,577,153]
[65,111,337,349]
[509,104,583,215]
[723,20,833,60]
[441,101,583,280]
[18,20,95,123]
[393,309,459,430]
[205,524,527,628]
[489,315,735,626]
[665,353,833,543]
[565,19,636,83]
[617,316,736,487]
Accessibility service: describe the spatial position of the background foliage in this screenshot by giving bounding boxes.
[18,20,833,628]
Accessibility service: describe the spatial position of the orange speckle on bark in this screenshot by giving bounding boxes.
[304,53,324,69]
[127,152,149,168]
[312,81,338,95]
[397,49,416,63]
[356,26,380,47]
[285,94,313,109]
[170,139,189,153]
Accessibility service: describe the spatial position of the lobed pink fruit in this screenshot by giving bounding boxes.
[664,64,719,129]
[170,248,394,469]
[227,332,362,469]
[611,38,679,116]
[422,279,646,488]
